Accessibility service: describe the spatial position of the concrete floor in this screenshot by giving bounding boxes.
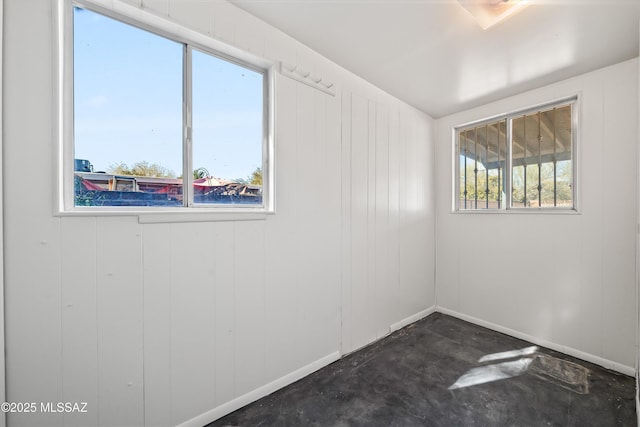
[208,313,636,426]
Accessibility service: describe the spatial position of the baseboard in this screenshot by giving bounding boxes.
[636,370,639,426]
[390,306,436,333]
[437,307,635,376]
[177,351,341,427]
[181,307,438,426]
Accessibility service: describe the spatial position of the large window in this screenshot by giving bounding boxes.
[455,98,576,211]
[63,1,272,212]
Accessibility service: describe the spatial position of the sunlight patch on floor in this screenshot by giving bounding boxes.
[449,345,590,393]
[478,346,538,363]
[448,357,535,390]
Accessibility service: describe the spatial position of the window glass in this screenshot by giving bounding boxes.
[74,7,183,206]
[511,105,573,208]
[458,121,506,209]
[456,101,574,211]
[191,49,263,205]
[70,4,268,210]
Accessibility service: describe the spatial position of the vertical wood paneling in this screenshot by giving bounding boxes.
[168,0,214,37]
[577,76,605,357]
[212,223,236,406]
[60,218,98,427]
[418,116,435,306]
[4,0,64,425]
[0,1,5,424]
[234,9,268,56]
[415,110,437,312]
[387,108,402,323]
[294,82,316,367]
[142,224,172,427]
[234,221,267,396]
[5,219,63,427]
[303,89,334,359]
[307,89,341,358]
[435,60,638,371]
[367,101,379,338]
[511,221,554,337]
[350,93,375,350]
[211,1,237,45]
[96,217,144,427]
[3,2,437,427]
[341,92,435,353]
[550,216,583,348]
[415,115,430,213]
[324,91,343,351]
[8,0,637,422]
[397,108,412,318]
[375,105,391,335]
[404,109,432,316]
[601,61,637,367]
[340,91,354,354]
[263,74,300,380]
[170,223,216,423]
[264,29,296,70]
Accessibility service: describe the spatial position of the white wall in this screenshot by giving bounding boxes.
[3,0,434,426]
[435,58,638,373]
[636,19,640,421]
[0,1,5,426]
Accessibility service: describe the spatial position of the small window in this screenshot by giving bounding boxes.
[455,99,576,211]
[66,2,272,212]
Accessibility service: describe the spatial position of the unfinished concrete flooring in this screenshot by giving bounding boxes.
[208,313,636,426]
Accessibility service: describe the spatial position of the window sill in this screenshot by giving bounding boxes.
[56,207,273,223]
[138,210,270,224]
[452,208,580,215]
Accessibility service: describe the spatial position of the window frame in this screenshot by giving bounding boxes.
[55,0,275,218]
[453,96,579,213]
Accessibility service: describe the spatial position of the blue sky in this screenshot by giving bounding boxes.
[73,7,263,181]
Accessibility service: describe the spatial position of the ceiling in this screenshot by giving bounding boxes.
[230,0,640,118]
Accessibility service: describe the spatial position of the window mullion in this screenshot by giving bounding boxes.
[497,121,502,209]
[553,107,557,207]
[505,117,513,209]
[183,45,193,207]
[571,101,578,210]
[463,131,468,210]
[484,124,489,209]
[537,111,542,207]
[473,128,478,209]
[455,132,462,211]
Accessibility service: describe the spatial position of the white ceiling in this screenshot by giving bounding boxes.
[230,0,640,118]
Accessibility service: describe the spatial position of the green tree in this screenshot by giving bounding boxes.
[460,157,572,208]
[249,167,262,185]
[512,161,572,206]
[235,167,262,185]
[109,161,175,178]
[459,162,503,207]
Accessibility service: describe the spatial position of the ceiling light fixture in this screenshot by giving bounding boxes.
[457,0,530,30]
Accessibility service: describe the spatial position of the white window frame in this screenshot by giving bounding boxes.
[453,96,579,213]
[54,0,275,221]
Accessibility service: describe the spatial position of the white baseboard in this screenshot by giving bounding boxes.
[636,370,639,426]
[437,307,635,376]
[177,351,341,427]
[179,307,439,426]
[390,306,436,333]
[179,305,634,426]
